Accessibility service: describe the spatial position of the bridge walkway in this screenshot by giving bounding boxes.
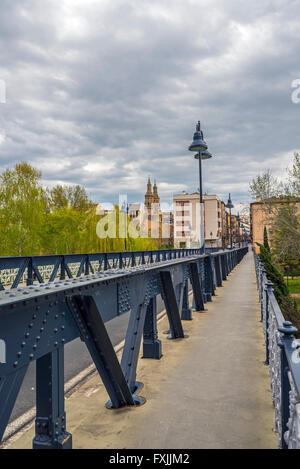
[8,252,277,449]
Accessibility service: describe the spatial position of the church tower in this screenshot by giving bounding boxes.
[144,177,153,211]
[152,181,160,206]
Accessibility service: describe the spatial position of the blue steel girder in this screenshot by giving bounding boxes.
[0,247,248,448]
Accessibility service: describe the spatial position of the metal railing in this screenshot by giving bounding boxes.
[253,249,300,449]
[0,247,248,449]
[0,249,202,290]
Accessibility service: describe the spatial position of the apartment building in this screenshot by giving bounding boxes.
[173,192,227,249]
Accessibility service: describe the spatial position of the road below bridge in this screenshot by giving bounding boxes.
[8,251,278,449]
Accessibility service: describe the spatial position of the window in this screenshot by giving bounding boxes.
[176,211,190,217]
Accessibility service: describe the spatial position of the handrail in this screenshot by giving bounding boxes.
[0,246,247,290]
[253,248,300,449]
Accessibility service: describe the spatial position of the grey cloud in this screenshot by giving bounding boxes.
[0,0,300,207]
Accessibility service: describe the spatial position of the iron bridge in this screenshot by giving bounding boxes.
[0,247,248,449]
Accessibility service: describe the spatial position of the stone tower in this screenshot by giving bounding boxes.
[152,181,160,206]
[145,177,154,211]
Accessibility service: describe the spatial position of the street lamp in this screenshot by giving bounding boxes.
[226,193,234,249]
[236,213,241,248]
[188,121,212,254]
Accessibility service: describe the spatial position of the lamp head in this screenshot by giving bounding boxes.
[189,121,208,153]
[194,149,212,160]
[226,193,234,209]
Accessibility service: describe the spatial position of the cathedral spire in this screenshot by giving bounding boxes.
[146,176,152,194]
[152,180,160,205]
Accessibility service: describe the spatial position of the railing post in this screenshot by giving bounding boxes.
[264,280,273,366]
[85,255,89,275]
[278,321,298,449]
[27,258,33,286]
[60,257,66,281]
[104,253,108,270]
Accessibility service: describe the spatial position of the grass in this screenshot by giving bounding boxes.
[284,278,300,311]
[284,278,300,295]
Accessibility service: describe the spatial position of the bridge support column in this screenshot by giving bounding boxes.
[181,279,192,320]
[160,271,187,339]
[143,297,162,359]
[190,262,206,312]
[33,348,72,449]
[121,303,148,394]
[221,255,227,280]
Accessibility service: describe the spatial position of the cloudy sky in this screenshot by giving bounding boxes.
[0,0,300,210]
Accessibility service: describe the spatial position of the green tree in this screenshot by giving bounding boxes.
[258,243,300,329]
[0,162,47,256]
[249,170,281,201]
[271,203,300,274]
[258,244,289,305]
[287,152,300,196]
[49,185,69,210]
[263,227,270,252]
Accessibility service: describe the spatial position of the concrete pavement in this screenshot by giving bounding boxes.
[6,252,278,449]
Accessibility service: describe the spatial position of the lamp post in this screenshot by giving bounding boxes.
[210,231,213,250]
[236,213,241,248]
[121,202,129,251]
[188,121,212,254]
[226,194,234,249]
